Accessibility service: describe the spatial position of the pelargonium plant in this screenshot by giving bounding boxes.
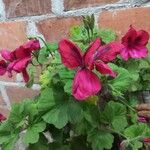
[0,15,150,150]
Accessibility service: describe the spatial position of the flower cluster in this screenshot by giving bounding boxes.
[138,117,150,123]
[0,19,149,149]
[0,39,40,82]
[58,26,149,100]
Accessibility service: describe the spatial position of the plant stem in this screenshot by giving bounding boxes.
[37,36,54,58]
[105,126,128,139]
[31,52,42,66]
[118,97,136,112]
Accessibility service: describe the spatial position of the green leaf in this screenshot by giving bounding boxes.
[143,74,150,81]
[24,122,46,144]
[1,134,19,150]
[139,59,149,69]
[0,121,18,144]
[64,80,72,94]
[50,51,61,64]
[39,66,56,88]
[109,63,131,94]
[47,43,58,52]
[74,118,91,135]
[101,101,128,131]
[98,29,116,43]
[70,25,83,40]
[8,100,38,125]
[43,99,83,129]
[0,118,20,148]
[58,68,75,82]
[67,100,83,124]
[27,134,49,150]
[38,47,49,63]
[124,124,149,150]
[39,79,69,112]
[87,129,114,150]
[69,25,89,48]
[23,100,39,122]
[131,141,143,150]
[43,104,68,129]
[90,14,95,32]
[8,104,24,124]
[37,88,56,112]
[126,60,140,82]
[124,124,148,138]
[83,104,100,127]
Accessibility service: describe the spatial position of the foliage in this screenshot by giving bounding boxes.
[0,15,150,150]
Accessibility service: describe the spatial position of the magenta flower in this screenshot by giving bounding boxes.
[0,113,6,122]
[0,60,7,76]
[120,26,149,60]
[138,117,150,123]
[138,117,147,123]
[1,39,40,82]
[143,138,150,143]
[58,38,121,100]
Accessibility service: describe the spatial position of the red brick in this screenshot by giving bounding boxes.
[37,17,82,42]
[0,96,5,105]
[3,0,51,18]
[98,7,150,39]
[64,0,119,10]
[6,87,39,103]
[0,73,16,82]
[0,106,9,117]
[0,21,27,50]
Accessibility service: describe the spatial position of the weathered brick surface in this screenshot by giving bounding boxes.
[0,106,9,117]
[3,0,52,18]
[37,17,82,42]
[0,21,27,50]
[64,0,120,10]
[0,73,16,82]
[98,7,150,38]
[6,87,39,103]
[0,96,5,105]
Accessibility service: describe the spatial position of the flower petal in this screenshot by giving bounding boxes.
[58,39,82,69]
[129,46,148,59]
[0,113,6,122]
[96,42,123,63]
[14,39,40,59]
[8,57,31,72]
[84,38,101,67]
[95,61,116,77]
[14,47,31,59]
[72,69,101,100]
[122,25,137,47]
[143,138,150,143]
[22,69,29,82]
[0,60,7,75]
[138,117,149,123]
[23,39,41,51]
[136,30,149,46]
[1,49,15,62]
[120,48,130,61]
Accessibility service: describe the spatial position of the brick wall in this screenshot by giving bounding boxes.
[0,0,150,117]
